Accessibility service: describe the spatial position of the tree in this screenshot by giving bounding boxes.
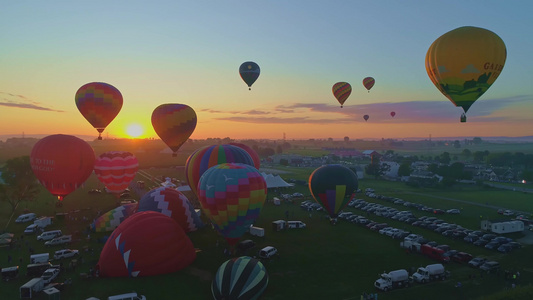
[276,145,283,154]
[473,137,483,144]
[440,152,451,164]
[453,140,461,148]
[344,136,349,142]
[365,160,391,179]
[0,156,40,214]
[398,163,412,177]
[462,149,471,159]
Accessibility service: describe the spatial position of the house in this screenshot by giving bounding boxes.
[481,220,524,234]
[362,150,381,158]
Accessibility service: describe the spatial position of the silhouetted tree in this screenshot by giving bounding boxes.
[0,156,40,214]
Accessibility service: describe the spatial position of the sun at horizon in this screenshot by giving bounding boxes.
[125,123,145,138]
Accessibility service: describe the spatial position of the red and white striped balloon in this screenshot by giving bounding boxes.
[94,151,139,195]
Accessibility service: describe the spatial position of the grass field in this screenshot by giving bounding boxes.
[1,166,533,299]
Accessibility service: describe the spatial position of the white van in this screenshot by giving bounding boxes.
[37,230,62,241]
[287,221,306,229]
[16,213,36,223]
[107,292,146,300]
[30,253,50,264]
[258,246,278,259]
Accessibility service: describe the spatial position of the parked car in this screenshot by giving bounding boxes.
[433,209,445,215]
[473,239,489,247]
[53,249,79,259]
[237,240,256,253]
[479,261,500,273]
[258,246,278,259]
[446,209,461,214]
[45,235,72,247]
[41,268,60,284]
[468,257,487,268]
[497,244,514,253]
[484,242,500,250]
[451,252,473,264]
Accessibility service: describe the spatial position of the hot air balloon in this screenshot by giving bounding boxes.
[198,163,267,246]
[239,61,260,90]
[185,144,255,197]
[94,151,138,196]
[137,187,203,233]
[362,77,375,92]
[363,115,369,122]
[97,211,196,277]
[90,203,138,232]
[151,104,197,157]
[229,143,261,169]
[390,111,396,117]
[75,82,123,140]
[309,164,358,221]
[332,82,352,108]
[426,26,506,122]
[212,256,269,300]
[30,134,95,201]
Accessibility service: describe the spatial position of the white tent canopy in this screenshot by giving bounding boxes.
[261,172,293,188]
[174,173,293,191]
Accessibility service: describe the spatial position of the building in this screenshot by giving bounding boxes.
[481,220,524,234]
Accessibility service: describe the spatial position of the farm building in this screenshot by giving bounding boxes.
[481,220,524,234]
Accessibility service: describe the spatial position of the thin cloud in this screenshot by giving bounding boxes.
[0,92,64,112]
[201,95,532,125]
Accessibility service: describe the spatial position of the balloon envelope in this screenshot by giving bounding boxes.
[363,115,369,121]
[137,187,203,232]
[229,143,261,169]
[185,144,255,197]
[30,134,95,201]
[75,82,123,140]
[151,104,197,156]
[332,82,352,108]
[94,151,138,195]
[212,256,269,300]
[390,111,396,117]
[97,211,196,277]
[308,164,358,219]
[198,163,267,246]
[91,203,138,232]
[362,77,375,91]
[425,26,506,117]
[239,61,260,89]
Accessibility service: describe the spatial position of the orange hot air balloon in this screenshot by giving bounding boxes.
[362,77,375,92]
[363,115,369,122]
[75,82,123,140]
[30,134,95,201]
[426,26,506,122]
[332,82,352,108]
[151,104,197,157]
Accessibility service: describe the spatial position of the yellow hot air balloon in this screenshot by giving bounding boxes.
[425,26,506,122]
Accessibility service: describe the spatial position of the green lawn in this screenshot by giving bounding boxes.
[1,169,532,300]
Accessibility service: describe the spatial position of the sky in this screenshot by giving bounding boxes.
[1,1,532,141]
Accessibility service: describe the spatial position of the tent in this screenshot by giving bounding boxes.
[261,173,294,188]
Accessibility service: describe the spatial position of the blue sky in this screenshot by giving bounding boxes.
[0,1,532,140]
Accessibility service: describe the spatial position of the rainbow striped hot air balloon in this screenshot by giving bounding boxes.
[212,256,269,300]
[198,163,267,246]
[151,104,197,157]
[309,164,358,221]
[94,151,139,196]
[332,82,352,108]
[90,203,138,232]
[363,77,375,92]
[75,82,123,140]
[185,144,255,197]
